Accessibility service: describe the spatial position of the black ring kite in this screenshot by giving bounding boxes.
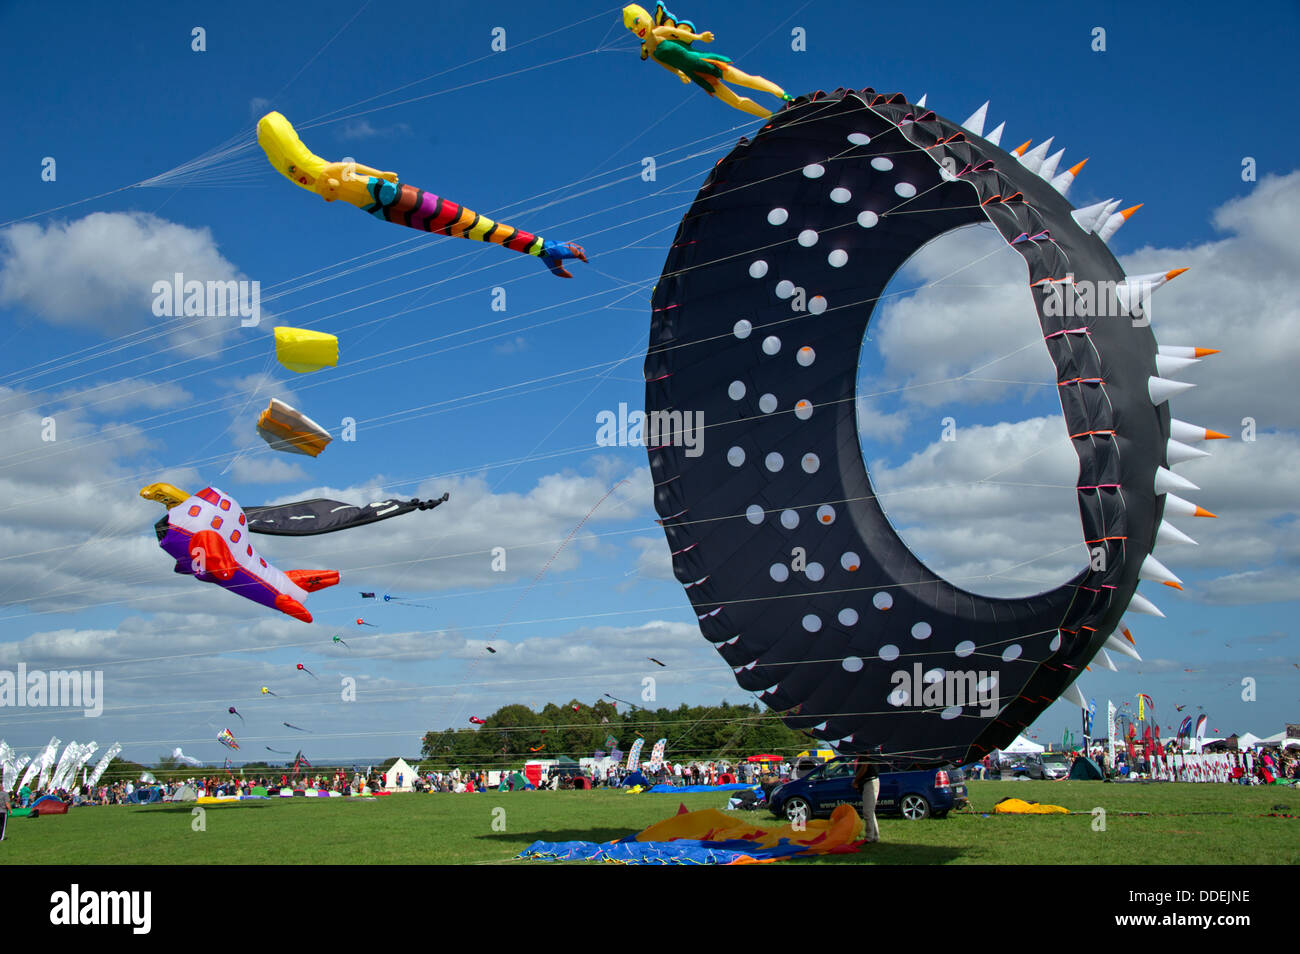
[645,88,1219,769]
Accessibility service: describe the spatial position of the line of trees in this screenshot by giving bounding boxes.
[419,699,813,769]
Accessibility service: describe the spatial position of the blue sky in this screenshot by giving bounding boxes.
[0,0,1296,769]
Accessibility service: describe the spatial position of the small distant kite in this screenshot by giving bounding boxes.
[486,647,497,654]
[333,634,350,648]
[228,706,244,724]
[648,657,666,667]
[283,722,310,732]
[266,746,292,755]
[256,398,332,457]
[261,686,277,697]
[356,618,377,627]
[470,717,486,725]
[217,728,240,751]
[274,325,338,374]
[297,663,317,678]
[361,592,376,599]
[529,745,545,752]
[1175,705,1187,712]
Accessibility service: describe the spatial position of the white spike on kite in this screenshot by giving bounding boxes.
[962,101,988,136]
[1105,633,1142,662]
[1064,683,1088,710]
[1018,137,1055,174]
[1149,376,1195,405]
[1071,198,1115,232]
[1051,158,1088,196]
[1038,148,1065,181]
[1097,648,1119,671]
[1127,591,1166,617]
[915,93,927,108]
[1170,419,1229,443]
[1098,204,1143,241]
[1140,554,1184,589]
[1155,466,1200,495]
[1154,355,1200,377]
[985,121,1005,146]
[1163,492,1217,518]
[1159,345,1220,359]
[1156,520,1197,547]
[1167,438,1211,467]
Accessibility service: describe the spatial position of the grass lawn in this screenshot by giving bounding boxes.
[2,780,1296,864]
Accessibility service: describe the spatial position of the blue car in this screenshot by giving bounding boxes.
[767,757,968,821]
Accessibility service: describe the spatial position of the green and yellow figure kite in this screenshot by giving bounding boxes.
[622,3,791,118]
[257,112,587,278]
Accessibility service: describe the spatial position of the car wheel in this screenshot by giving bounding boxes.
[783,797,811,823]
[900,794,931,820]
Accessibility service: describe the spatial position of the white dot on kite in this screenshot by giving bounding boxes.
[803,163,825,179]
[801,453,820,473]
[879,644,899,662]
[873,591,893,610]
[847,133,871,145]
[802,614,822,632]
[912,621,932,640]
[727,446,745,467]
[895,182,917,198]
[745,505,764,525]
[955,640,975,658]
[728,380,746,400]
[838,608,859,626]
[796,346,815,366]
[765,452,784,472]
[857,211,879,228]
[759,392,778,413]
[780,509,799,529]
[941,706,962,720]
[775,280,795,299]
[770,563,790,582]
[749,260,768,278]
[871,157,894,172]
[794,399,813,420]
[978,674,999,693]
[830,187,852,204]
[888,687,909,706]
[762,336,781,355]
[1002,644,1022,662]
[767,207,789,225]
[805,562,824,582]
[808,296,828,315]
[816,505,835,525]
[733,319,752,339]
[1049,632,1062,652]
[798,229,819,247]
[842,654,864,671]
[828,249,848,268]
[841,551,860,571]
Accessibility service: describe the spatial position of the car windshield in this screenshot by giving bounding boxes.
[1043,755,1069,765]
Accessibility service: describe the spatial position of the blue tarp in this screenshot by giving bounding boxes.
[645,783,757,794]
[519,836,822,865]
[127,787,164,804]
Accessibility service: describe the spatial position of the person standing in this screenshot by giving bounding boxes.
[852,757,880,843]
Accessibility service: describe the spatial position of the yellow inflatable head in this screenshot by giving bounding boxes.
[274,326,339,374]
[623,4,652,40]
[257,111,328,192]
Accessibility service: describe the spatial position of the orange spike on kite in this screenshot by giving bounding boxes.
[1013,140,1032,156]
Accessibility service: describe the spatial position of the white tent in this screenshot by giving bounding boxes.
[1237,732,1263,749]
[1003,735,1045,755]
[382,758,418,791]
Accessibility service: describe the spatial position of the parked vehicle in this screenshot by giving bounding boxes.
[766,757,968,822]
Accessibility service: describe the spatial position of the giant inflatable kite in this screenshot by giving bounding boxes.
[257,112,587,278]
[645,88,1221,770]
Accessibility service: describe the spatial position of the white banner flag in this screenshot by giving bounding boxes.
[87,742,122,788]
[33,737,61,791]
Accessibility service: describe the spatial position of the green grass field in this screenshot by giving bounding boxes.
[3,780,1297,864]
